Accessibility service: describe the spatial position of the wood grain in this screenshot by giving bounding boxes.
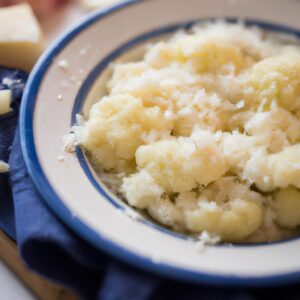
[0,230,78,300]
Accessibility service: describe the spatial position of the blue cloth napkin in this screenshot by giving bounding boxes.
[0,67,299,299]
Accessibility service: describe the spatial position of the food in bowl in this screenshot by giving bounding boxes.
[74,22,300,243]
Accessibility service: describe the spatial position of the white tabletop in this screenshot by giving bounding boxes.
[0,260,35,300]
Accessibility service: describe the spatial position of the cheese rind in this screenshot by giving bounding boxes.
[0,4,44,71]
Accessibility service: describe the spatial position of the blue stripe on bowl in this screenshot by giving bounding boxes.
[20,0,300,286]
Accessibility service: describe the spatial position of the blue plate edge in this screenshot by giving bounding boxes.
[19,0,300,287]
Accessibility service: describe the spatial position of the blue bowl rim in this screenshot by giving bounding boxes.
[20,0,300,287]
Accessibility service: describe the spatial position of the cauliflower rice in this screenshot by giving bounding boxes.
[75,22,300,243]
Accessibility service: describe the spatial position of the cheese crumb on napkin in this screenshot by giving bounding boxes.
[0,90,12,115]
[0,161,9,173]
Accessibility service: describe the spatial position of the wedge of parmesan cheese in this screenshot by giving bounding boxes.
[0,4,44,71]
[0,90,12,115]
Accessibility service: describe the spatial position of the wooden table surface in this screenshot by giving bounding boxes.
[0,230,78,300]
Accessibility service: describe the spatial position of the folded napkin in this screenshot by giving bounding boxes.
[0,67,28,238]
[0,67,299,299]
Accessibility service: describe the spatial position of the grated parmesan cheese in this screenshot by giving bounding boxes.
[75,22,300,243]
[62,133,77,153]
[194,231,221,253]
[58,59,69,71]
[57,155,64,162]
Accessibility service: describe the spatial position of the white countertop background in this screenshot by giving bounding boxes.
[0,260,35,300]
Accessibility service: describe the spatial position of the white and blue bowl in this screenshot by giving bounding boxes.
[20,0,300,286]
